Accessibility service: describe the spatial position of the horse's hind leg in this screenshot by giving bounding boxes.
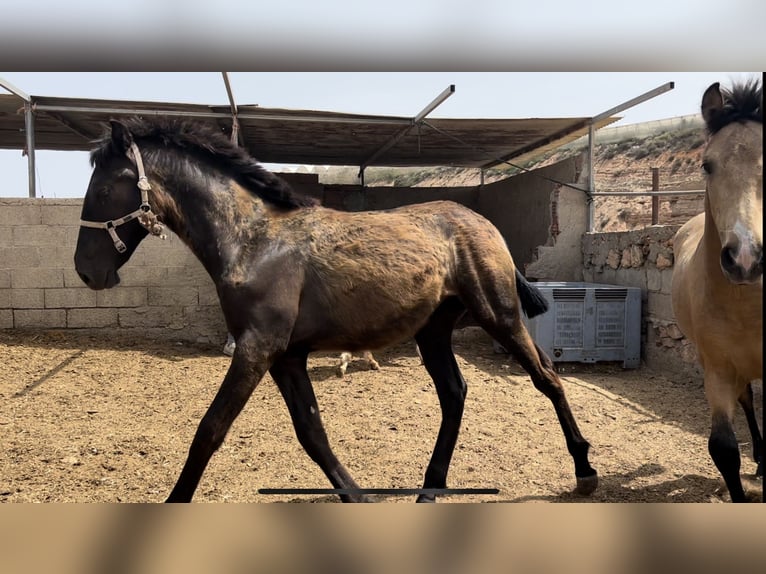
[497,326,597,495]
[738,382,763,477]
[336,352,352,378]
[270,350,366,502]
[362,350,380,371]
[461,271,597,493]
[413,298,468,503]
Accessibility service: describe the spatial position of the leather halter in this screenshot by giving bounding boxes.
[79,142,166,253]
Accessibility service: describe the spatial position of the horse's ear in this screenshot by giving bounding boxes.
[701,82,724,128]
[110,120,133,153]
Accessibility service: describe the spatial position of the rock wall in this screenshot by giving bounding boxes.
[582,225,702,381]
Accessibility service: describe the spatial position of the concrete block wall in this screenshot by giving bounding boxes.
[1,162,576,344]
[0,198,227,343]
[582,225,702,380]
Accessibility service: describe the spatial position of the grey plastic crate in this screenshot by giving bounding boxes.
[494,282,642,368]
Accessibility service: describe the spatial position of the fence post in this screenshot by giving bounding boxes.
[651,167,660,225]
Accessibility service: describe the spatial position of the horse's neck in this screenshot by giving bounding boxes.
[150,171,268,280]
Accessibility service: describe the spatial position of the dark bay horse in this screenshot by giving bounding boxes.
[671,80,763,502]
[73,117,598,502]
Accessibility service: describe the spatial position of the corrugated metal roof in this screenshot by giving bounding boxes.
[0,93,617,168]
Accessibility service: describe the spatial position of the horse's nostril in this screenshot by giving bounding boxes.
[720,245,738,273]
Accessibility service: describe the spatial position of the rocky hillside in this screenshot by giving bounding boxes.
[315,126,709,232]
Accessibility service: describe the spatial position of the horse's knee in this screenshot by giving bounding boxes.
[193,415,229,456]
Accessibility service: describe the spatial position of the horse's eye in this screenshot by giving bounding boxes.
[702,160,713,174]
[96,187,110,199]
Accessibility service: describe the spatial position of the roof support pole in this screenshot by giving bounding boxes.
[586,121,595,232]
[0,77,36,197]
[24,101,36,198]
[586,81,675,232]
[221,72,243,147]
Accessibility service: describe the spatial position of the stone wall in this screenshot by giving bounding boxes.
[0,198,227,343]
[582,225,701,380]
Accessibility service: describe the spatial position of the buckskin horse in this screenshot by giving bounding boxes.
[74,117,598,502]
[671,79,763,502]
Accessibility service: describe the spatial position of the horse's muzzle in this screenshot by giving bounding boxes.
[76,268,121,290]
[720,240,763,284]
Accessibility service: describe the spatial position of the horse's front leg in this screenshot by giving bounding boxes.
[166,331,273,502]
[737,382,763,477]
[704,370,753,502]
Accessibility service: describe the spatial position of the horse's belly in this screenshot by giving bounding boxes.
[292,280,447,351]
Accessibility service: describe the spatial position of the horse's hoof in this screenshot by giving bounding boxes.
[416,494,436,503]
[575,473,598,496]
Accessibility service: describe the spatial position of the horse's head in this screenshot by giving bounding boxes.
[701,81,763,285]
[74,120,158,290]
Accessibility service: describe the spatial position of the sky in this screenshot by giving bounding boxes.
[0,71,759,198]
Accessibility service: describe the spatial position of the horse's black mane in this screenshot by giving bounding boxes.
[705,79,763,134]
[90,117,317,209]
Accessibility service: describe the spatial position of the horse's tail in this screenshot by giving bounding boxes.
[515,269,549,318]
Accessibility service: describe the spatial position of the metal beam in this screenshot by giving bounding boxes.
[358,84,455,176]
[31,103,412,126]
[590,190,704,197]
[0,76,30,101]
[221,72,244,147]
[41,111,99,142]
[480,118,592,170]
[592,82,675,123]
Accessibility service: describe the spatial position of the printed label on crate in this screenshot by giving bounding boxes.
[553,301,583,347]
[596,301,626,347]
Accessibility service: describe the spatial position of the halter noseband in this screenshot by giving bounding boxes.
[79,142,166,253]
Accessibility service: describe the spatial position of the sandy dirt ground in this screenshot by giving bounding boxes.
[0,328,761,503]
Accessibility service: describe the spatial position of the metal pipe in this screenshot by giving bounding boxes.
[590,190,704,197]
[31,104,412,125]
[358,85,455,175]
[413,84,455,124]
[651,167,660,224]
[221,72,243,147]
[0,76,30,100]
[592,82,675,123]
[586,122,595,232]
[24,101,36,198]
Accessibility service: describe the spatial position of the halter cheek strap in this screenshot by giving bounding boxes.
[79,142,166,253]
